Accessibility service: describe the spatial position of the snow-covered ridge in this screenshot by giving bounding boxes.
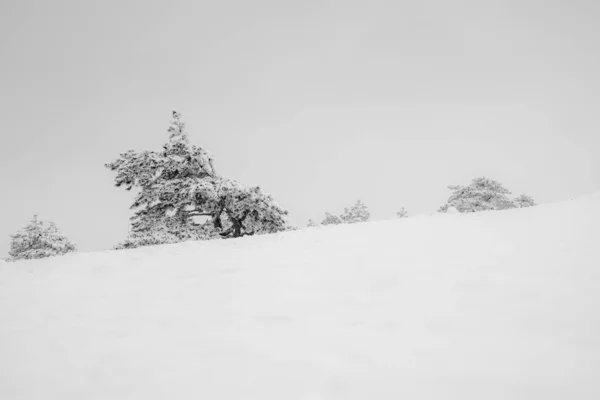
[1,193,600,400]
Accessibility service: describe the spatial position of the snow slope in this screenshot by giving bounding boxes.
[1,194,600,400]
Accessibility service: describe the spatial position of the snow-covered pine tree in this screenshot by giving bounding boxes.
[513,194,536,208]
[396,207,408,218]
[106,111,291,248]
[437,177,524,213]
[340,200,371,224]
[7,215,76,261]
[321,212,343,226]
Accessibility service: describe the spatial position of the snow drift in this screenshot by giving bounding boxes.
[1,194,600,400]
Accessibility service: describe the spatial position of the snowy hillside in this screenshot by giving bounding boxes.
[1,194,600,400]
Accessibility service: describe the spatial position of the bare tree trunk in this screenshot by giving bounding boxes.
[211,205,225,230]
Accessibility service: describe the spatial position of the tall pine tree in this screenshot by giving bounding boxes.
[106,111,290,248]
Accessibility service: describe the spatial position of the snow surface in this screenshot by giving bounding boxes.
[1,194,600,400]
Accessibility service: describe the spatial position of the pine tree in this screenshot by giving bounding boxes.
[396,207,408,218]
[513,194,536,208]
[321,212,343,226]
[340,200,371,224]
[319,201,371,226]
[106,111,291,248]
[7,215,76,261]
[438,177,517,213]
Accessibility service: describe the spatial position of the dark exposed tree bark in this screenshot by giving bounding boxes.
[218,209,252,238]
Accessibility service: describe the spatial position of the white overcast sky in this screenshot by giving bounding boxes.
[1,0,599,255]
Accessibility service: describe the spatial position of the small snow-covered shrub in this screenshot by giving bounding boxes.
[340,200,371,224]
[7,215,76,261]
[438,177,536,213]
[396,207,408,218]
[320,201,371,226]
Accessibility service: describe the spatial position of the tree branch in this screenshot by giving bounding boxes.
[185,211,213,216]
